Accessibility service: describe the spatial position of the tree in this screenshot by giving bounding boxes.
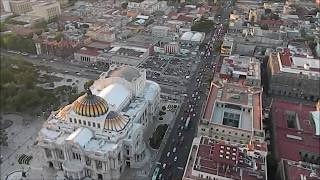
[0,32,36,53]
[121,2,128,9]
[54,33,64,41]
[191,18,215,33]
[261,24,269,30]
[0,129,8,146]
[84,80,94,90]
[0,23,7,32]
[213,40,223,53]
[32,20,48,30]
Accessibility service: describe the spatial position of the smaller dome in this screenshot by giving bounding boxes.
[73,90,109,117]
[104,111,129,132]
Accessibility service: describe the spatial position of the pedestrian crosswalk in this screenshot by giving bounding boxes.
[17,154,33,165]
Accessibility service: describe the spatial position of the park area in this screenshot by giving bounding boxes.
[0,56,90,116]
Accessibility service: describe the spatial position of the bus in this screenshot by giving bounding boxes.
[152,167,160,180]
[185,117,191,129]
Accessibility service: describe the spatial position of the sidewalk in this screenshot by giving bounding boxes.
[1,114,44,180]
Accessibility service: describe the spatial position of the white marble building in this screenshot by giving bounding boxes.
[36,65,160,180]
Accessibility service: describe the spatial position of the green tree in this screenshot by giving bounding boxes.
[121,2,128,9]
[191,18,215,33]
[261,24,269,30]
[33,20,48,29]
[0,23,7,32]
[84,80,94,90]
[213,40,223,53]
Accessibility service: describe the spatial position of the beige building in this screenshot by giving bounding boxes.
[9,0,32,15]
[30,1,61,21]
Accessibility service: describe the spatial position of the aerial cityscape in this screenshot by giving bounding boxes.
[0,0,319,179]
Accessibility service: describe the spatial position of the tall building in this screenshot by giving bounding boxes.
[271,100,320,180]
[9,0,32,15]
[29,1,61,21]
[219,55,261,86]
[267,48,320,102]
[183,136,268,180]
[199,82,264,144]
[1,0,11,12]
[37,65,160,180]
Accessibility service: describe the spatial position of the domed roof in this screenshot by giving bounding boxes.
[73,90,109,117]
[104,111,129,132]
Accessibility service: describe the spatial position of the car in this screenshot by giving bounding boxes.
[76,72,81,75]
[94,67,98,70]
[50,60,54,63]
[174,156,178,162]
[64,71,69,73]
[178,132,182,137]
[173,147,176,153]
[158,174,162,179]
[167,152,170,157]
[162,163,166,169]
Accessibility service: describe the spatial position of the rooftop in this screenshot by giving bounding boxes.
[281,159,320,180]
[272,50,320,77]
[272,99,320,163]
[202,82,262,131]
[183,136,267,180]
[219,55,261,82]
[76,47,100,56]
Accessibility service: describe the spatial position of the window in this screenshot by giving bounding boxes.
[202,128,206,131]
[97,123,100,128]
[83,121,86,125]
[69,118,72,123]
[88,122,91,126]
[93,122,96,127]
[79,120,82,124]
[286,111,298,129]
[216,129,219,132]
[74,119,77,123]
[45,148,52,158]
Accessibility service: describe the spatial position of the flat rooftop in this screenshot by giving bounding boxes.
[183,136,267,180]
[202,82,262,131]
[220,55,261,81]
[272,100,320,162]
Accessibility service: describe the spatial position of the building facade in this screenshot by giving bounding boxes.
[37,65,160,180]
[30,1,61,21]
[9,0,32,15]
[267,50,320,102]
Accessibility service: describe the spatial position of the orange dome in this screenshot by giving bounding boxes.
[73,90,109,117]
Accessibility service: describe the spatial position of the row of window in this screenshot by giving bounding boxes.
[69,118,101,129]
[209,127,251,138]
[81,56,91,62]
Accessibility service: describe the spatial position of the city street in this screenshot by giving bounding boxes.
[152,1,232,179]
